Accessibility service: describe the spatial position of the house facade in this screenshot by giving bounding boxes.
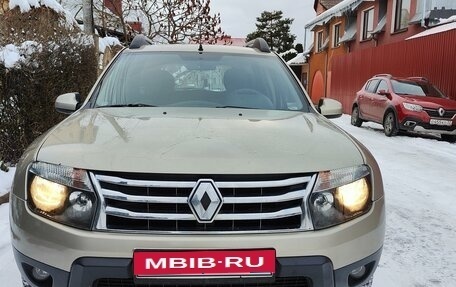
[305,0,456,104]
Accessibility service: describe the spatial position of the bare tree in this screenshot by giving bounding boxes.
[93,0,224,44]
[150,0,224,44]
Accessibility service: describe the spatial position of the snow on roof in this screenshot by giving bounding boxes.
[9,0,77,27]
[279,48,298,57]
[305,0,374,30]
[406,20,456,40]
[287,53,307,65]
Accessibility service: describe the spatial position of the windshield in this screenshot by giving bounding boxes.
[391,80,447,98]
[94,51,308,111]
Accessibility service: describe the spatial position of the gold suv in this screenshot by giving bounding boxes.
[11,36,385,287]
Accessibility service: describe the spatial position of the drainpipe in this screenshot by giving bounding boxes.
[421,0,428,28]
[304,27,307,54]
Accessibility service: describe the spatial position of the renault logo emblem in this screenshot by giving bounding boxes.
[438,108,445,117]
[188,179,223,223]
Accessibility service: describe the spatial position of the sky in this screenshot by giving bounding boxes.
[210,0,316,46]
[1,115,455,286]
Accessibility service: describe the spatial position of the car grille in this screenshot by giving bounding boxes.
[90,172,316,233]
[424,108,456,119]
[93,277,312,287]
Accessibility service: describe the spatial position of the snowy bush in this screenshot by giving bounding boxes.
[0,5,98,163]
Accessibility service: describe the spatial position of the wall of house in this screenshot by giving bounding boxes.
[308,16,347,103]
[316,3,327,15]
[330,29,456,114]
[377,0,425,45]
[347,0,425,52]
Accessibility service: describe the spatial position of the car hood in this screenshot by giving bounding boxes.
[37,108,364,174]
[402,96,456,109]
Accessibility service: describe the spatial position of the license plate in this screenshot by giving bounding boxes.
[430,119,452,126]
[133,249,276,278]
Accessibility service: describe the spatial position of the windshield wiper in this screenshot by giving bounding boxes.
[216,105,258,110]
[97,103,157,108]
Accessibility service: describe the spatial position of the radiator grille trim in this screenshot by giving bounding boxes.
[91,173,316,234]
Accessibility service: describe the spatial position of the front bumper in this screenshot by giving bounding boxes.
[400,116,456,135]
[11,193,385,287]
[15,247,382,287]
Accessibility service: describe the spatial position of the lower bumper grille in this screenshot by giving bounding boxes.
[94,277,312,287]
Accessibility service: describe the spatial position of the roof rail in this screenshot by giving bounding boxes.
[374,74,392,78]
[130,34,153,49]
[245,38,271,53]
[407,76,429,82]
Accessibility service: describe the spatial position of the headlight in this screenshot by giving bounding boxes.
[28,162,97,230]
[403,102,423,112]
[309,165,372,230]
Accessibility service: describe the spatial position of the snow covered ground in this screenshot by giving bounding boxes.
[0,115,454,286]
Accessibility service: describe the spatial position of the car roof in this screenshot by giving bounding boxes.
[124,35,275,56]
[371,74,431,84]
[124,43,276,56]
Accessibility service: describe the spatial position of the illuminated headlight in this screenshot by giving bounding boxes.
[28,162,97,230]
[309,165,372,229]
[403,102,423,112]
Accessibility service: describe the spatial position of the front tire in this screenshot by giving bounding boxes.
[383,111,398,137]
[441,134,456,143]
[351,106,363,127]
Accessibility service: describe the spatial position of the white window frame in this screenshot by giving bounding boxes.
[333,22,342,48]
[392,0,411,32]
[361,7,375,41]
[316,30,324,52]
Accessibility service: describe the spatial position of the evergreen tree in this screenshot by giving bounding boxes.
[246,11,296,53]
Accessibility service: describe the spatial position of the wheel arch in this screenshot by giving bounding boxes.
[383,106,399,125]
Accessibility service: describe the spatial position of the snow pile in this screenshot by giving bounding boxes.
[437,15,456,25]
[9,0,77,27]
[279,48,297,57]
[99,36,122,53]
[0,168,16,197]
[0,41,42,68]
[0,168,21,286]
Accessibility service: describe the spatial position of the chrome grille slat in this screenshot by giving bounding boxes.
[103,189,188,204]
[224,190,306,204]
[105,206,303,221]
[91,172,316,233]
[102,188,306,204]
[106,206,195,220]
[96,174,312,188]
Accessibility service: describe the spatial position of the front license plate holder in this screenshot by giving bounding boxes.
[430,119,452,126]
[133,249,276,281]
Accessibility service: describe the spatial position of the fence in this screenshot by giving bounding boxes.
[330,29,456,114]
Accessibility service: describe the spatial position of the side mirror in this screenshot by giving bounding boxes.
[55,92,81,114]
[377,89,390,96]
[317,98,343,119]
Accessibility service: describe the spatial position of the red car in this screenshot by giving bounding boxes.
[351,74,456,143]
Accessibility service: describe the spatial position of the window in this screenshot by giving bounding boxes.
[394,0,411,31]
[361,8,374,40]
[376,80,389,93]
[365,79,380,93]
[95,52,308,111]
[333,23,341,47]
[316,30,324,52]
